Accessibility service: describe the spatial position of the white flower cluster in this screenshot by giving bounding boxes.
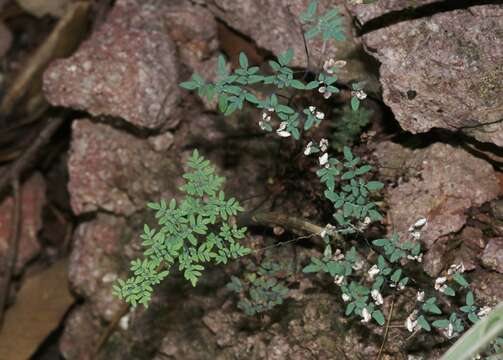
[408,217,427,240]
[443,323,455,339]
[320,223,337,238]
[435,262,465,294]
[277,121,291,138]
[351,89,367,100]
[309,105,325,122]
[361,307,372,323]
[259,107,274,131]
[447,262,465,276]
[323,58,347,75]
[319,58,346,99]
[371,289,384,305]
[367,264,380,280]
[477,306,491,318]
[405,310,420,332]
[332,248,345,261]
[407,217,427,262]
[304,137,331,169]
[434,276,448,293]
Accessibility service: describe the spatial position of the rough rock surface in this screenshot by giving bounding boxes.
[68,119,182,216]
[0,173,46,273]
[375,141,499,274]
[361,5,503,146]
[59,303,103,360]
[205,0,375,85]
[0,21,11,59]
[482,238,503,273]
[347,0,440,24]
[163,3,219,78]
[43,0,180,129]
[69,214,131,321]
[153,292,386,360]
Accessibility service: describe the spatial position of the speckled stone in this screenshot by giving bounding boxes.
[43,0,180,129]
[361,5,503,146]
[68,119,182,216]
[482,238,503,273]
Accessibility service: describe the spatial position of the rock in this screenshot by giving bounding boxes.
[347,0,440,24]
[470,271,503,307]
[163,3,219,77]
[361,5,503,146]
[422,237,448,276]
[59,303,102,360]
[490,199,503,220]
[481,238,503,273]
[202,308,239,347]
[43,0,180,129]
[379,142,500,250]
[0,21,12,59]
[0,173,46,274]
[68,119,182,216]
[205,0,376,86]
[69,214,130,320]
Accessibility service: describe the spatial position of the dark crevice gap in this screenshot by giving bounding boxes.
[360,0,503,35]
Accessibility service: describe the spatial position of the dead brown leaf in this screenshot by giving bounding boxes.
[0,259,75,360]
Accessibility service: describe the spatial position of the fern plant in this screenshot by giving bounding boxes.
[113,150,250,307]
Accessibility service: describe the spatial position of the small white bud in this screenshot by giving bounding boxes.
[434,277,447,290]
[276,122,291,137]
[477,306,491,318]
[405,311,418,332]
[416,291,425,302]
[319,152,329,166]
[368,265,380,279]
[334,275,344,285]
[361,307,371,323]
[304,141,315,156]
[371,289,384,305]
[319,138,329,152]
[342,293,351,302]
[414,217,427,228]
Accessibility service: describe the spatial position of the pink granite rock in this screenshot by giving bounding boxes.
[69,214,129,320]
[361,5,503,146]
[0,173,46,273]
[68,119,182,216]
[59,303,101,360]
[482,238,503,273]
[43,0,180,129]
[346,0,441,24]
[378,142,500,249]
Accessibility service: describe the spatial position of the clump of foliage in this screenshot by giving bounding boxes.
[113,1,501,359]
[226,257,293,316]
[113,150,250,307]
[331,106,372,151]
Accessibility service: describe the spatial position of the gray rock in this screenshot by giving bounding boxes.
[361,5,503,146]
[482,238,503,273]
